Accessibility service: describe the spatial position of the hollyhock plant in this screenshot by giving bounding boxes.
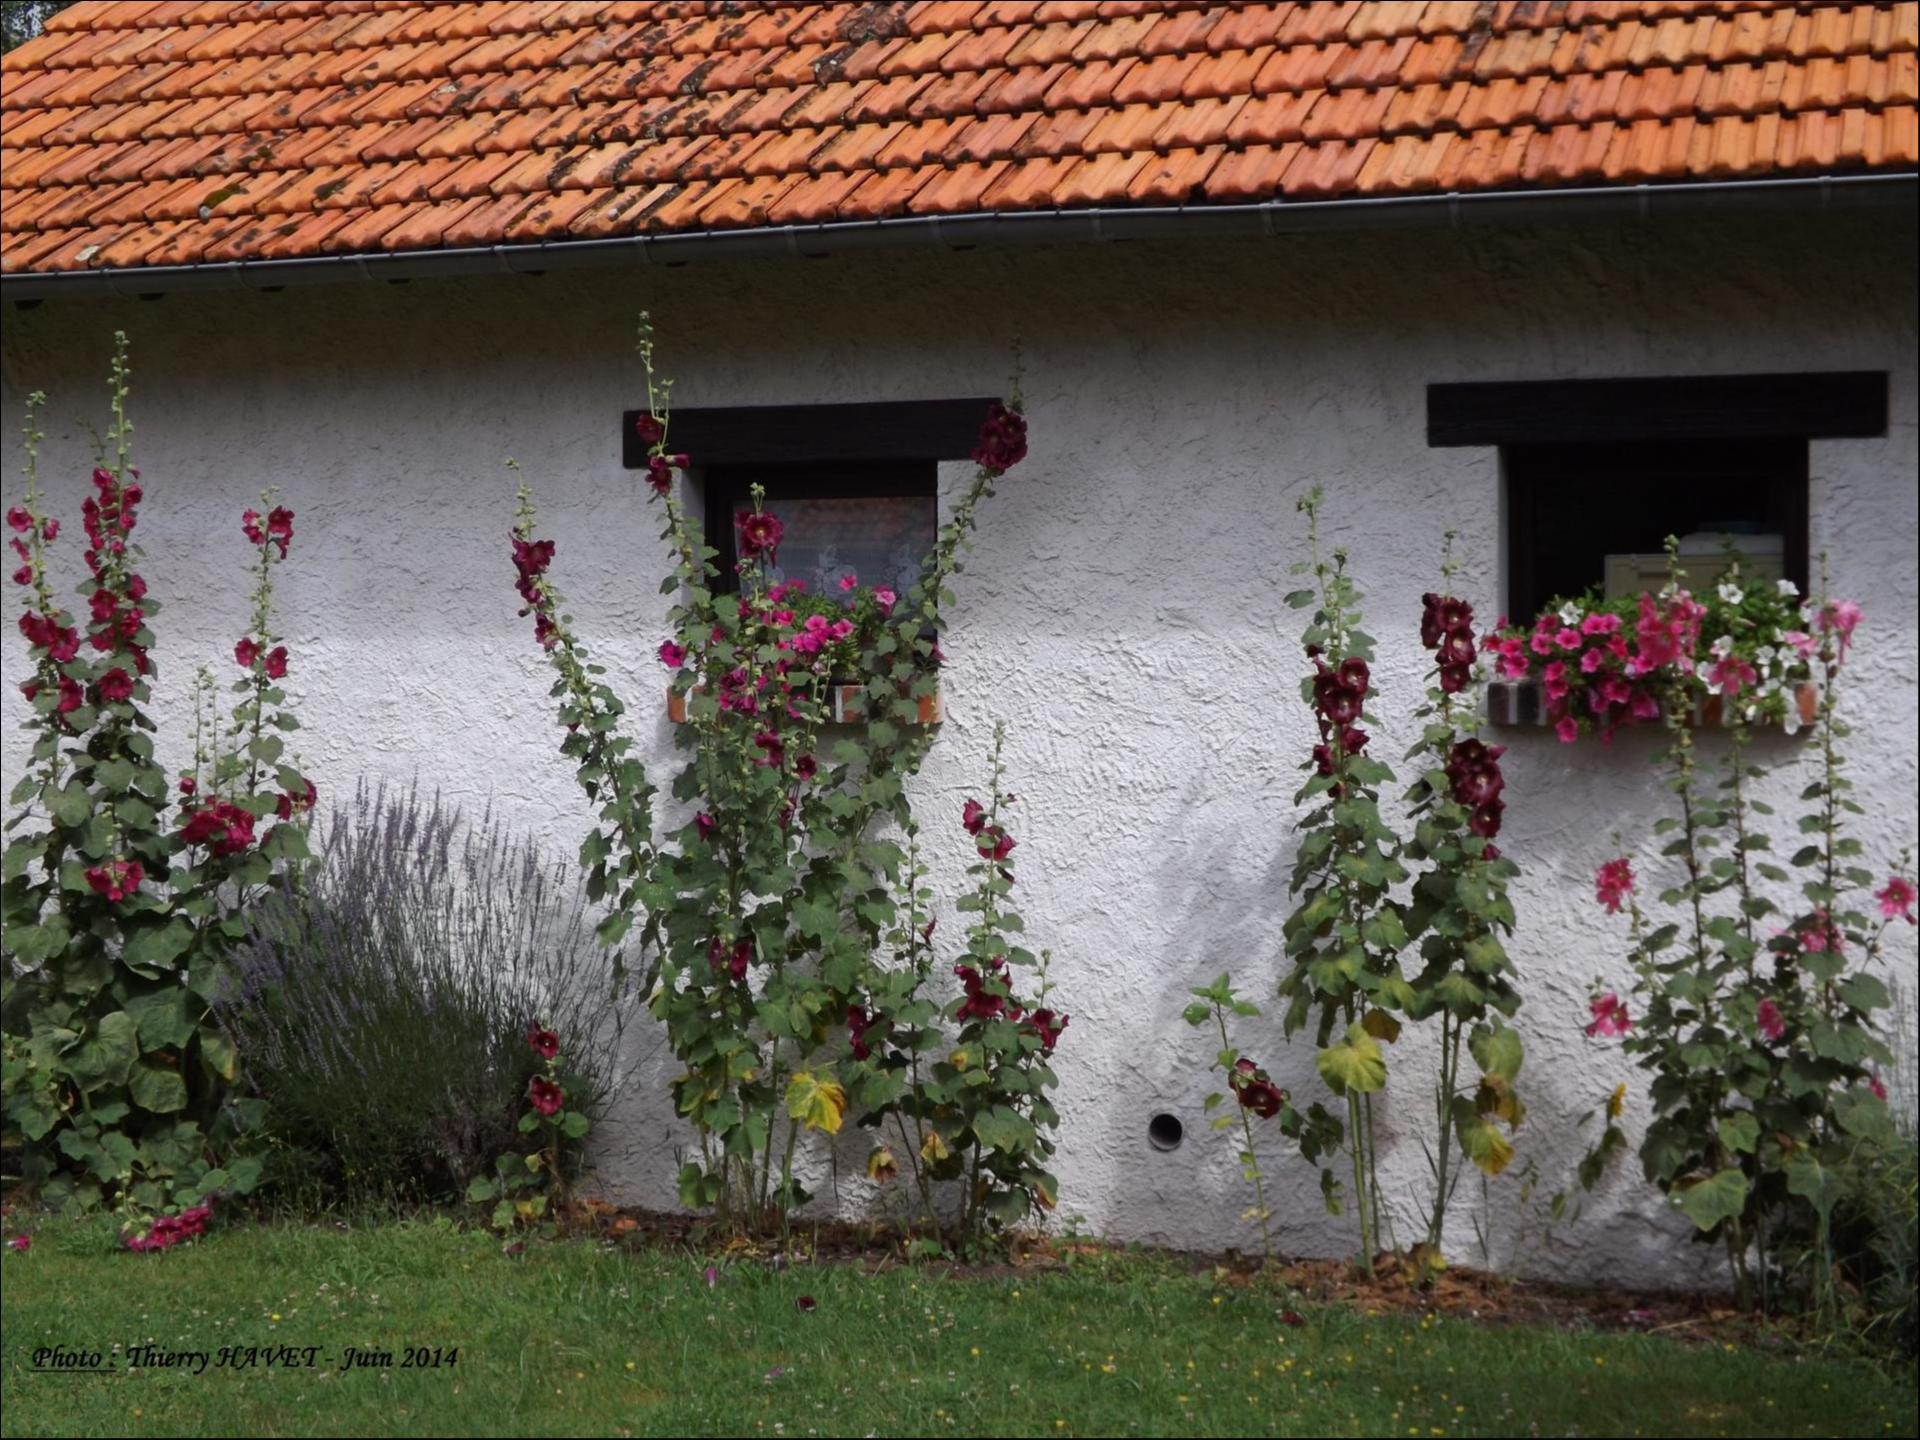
[509,314,1035,1237]
[1580,569,1905,1311]
[4,337,311,1222]
[528,1076,564,1117]
[469,1019,591,1234]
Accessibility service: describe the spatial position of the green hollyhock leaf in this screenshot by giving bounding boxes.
[1674,1168,1749,1232]
[1833,1087,1896,1144]
[129,1059,188,1114]
[120,919,194,972]
[1838,973,1890,1012]
[1716,1111,1760,1155]
[123,988,195,1048]
[1316,1024,1386,1096]
[45,782,93,828]
[971,1104,1037,1155]
[1784,1152,1844,1225]
[59,1011,138,1090]
[1468,1021,1523,1082]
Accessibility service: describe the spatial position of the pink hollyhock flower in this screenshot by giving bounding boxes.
[85,858,144,903]
[695,812,715,840]
[872,586,896,615]
[95,668,133,704]
[658,639,686,668]
[1868,1075,1888,1102]
[264,646,288,680]
[528,1077,564,1117]
[264,507,294,558]
[235,636,260,669]
[1707,654,1757,697]
[1595,858,1634,914]
[1876,875,1916,923]
[1817,599,1862,661]
[177,800,256,856]
[526,1022,560,1060]
[1756,999,1786,1041]
[838,572,858,592]
[1585,992,1632,1038]
[4,507,29,534]
[1782,629,1817,659]
[735,510,783,561]
[1798,912,1843,954]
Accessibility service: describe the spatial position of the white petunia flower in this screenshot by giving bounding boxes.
[1776,578,1800,597]
[1718,583,1744,606]
[1559,602,1582,626]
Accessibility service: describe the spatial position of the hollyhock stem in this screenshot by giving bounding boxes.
[1347,1089,1372,1274]
[1212,1004,1273,1263]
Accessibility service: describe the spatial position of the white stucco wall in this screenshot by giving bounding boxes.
[4,210,1915,1288]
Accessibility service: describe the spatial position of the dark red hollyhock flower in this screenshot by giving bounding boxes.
[708,935,752,982]
[42,518,59,541]
[9,565,30,586]
[634,413,665,447]
[1230,1058,1288,1119]
[1438,664,1472,694]
[1024,1008,1068,1054]
[5,507,28,533]
[1443,739,1506,805]
[735,510,784,561]
[793,753,817,780]
[56,677,83,714]
[847,1004,884,1060]
[264,646,288,680]
[1469,800,1504,839]
[752,729,784,767]
[235,636,260,669]
[526,1022,560,1060]
[241,508,265,545]
[275,777,318,820]
[969,401,1028,472]
[645,455,675,495]
[90,589,118,623]
[1437,631,1476,667]
[962,798,987,834]
[19,681,38,701]
[528,1076,564,1117]
[954,960,1010,1022]
[95,668,134,704]
[85,857,144,902]
[976,825,1015,861]
[1420,593,1476,649]
[177,800,256,856]
[263,507,294,558]
[695,812,715,841]
[125,572,144,600]
[533,613,560,649]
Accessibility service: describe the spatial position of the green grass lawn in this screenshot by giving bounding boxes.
[1,1218,1913,1438]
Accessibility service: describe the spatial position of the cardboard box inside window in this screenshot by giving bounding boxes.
[1603,531,1784,600]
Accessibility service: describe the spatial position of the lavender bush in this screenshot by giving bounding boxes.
[218,784,645,1206]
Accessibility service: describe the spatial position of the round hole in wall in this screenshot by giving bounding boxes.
[1148,1112,1184,1152]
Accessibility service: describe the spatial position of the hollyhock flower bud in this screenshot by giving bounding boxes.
[9,566,28,586]
[526,1022,560,1060]
[1595,858,1634,913]
[178,776,197,795]
[95,668,134,704]
[1869,1075,1888,1101]
[41,518,58,541]
[528,1076,564,1117]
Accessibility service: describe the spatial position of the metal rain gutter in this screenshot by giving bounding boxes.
[4,171,1912,303]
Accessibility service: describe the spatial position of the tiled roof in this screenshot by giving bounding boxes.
[2,1,1916,277]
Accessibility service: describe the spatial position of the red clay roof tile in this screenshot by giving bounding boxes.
[3,0,1912,275]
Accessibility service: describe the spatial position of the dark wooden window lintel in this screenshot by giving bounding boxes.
[622,398,998,468]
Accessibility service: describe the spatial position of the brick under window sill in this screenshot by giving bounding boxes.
[1485,679,1818,731]
[668,682,942,726]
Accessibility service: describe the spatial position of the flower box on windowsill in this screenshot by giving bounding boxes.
[1485,679,1817,731]
[667,682,942,726]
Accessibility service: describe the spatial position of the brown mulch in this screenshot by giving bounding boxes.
[566,1199,1768,1343]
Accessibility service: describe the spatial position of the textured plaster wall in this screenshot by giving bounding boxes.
[3,212,1915,1288]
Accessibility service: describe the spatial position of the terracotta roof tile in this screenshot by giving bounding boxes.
[4,0,1913,275]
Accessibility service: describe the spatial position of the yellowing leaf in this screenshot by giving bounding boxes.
[1608,1083,1627,1120]
[784,1071,847,1135]
[1360,1009,1401,1044]
[866,1146,898,1184]
[1315,1024,1387,1096]
[920,1130,951,1163]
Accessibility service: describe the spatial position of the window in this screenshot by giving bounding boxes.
[703,460,936,595]
[622,397,998,593]
[1427,371,1885,622]
[1503,437,1806,621]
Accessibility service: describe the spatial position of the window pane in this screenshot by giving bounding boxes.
[760,493,937,596]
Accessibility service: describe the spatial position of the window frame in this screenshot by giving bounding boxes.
[700,458,939,595]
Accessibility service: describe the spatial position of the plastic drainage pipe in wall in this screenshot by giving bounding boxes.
[4,172,1913,303]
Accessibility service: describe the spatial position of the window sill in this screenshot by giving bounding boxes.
[667,682,942,726]
[1485,679,1818,732]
